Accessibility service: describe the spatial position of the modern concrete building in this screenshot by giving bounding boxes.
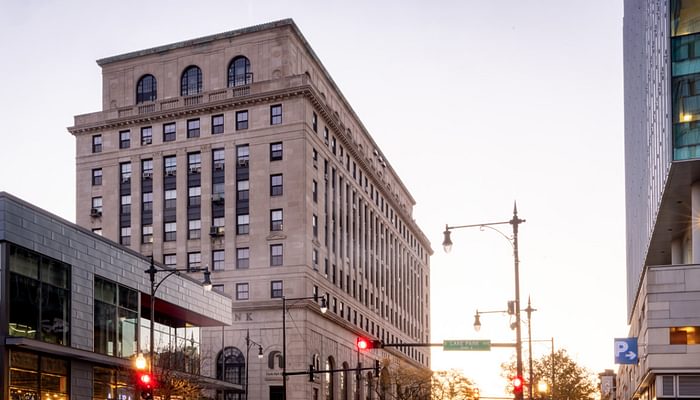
[0,192,234,400]
[622,1,700,398]
[68,19,432,399]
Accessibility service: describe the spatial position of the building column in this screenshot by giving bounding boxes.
[692,181,700,264]
[671,238,683,265]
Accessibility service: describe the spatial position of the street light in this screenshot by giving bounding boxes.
[245,330,264,399]
[443,203,525,400]
[280,294,328,399]
[144,257,212,374]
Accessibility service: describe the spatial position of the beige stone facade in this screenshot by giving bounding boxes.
[69,19,432,399]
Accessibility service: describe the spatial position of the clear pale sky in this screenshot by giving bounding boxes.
[0,0,626,396]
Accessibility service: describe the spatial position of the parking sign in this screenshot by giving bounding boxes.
[614,338,638,364]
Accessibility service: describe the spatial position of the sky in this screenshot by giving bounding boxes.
[0,0,626,396]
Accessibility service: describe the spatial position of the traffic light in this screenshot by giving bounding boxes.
[137,371,155,400]
[373,359,380,376]
[356,337,383,350]
[511,376,524,394]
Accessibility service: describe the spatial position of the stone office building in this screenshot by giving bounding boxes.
[68,19,432,399]
[0,192,233,400]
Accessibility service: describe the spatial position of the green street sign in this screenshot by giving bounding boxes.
[443,340,491,351]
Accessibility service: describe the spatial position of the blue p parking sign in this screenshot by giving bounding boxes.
[614,338,638,364]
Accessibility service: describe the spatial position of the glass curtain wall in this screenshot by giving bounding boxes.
[672,0,700,159]
[9,350,69,400]
[8,245,70,345]
[94,277,138,358]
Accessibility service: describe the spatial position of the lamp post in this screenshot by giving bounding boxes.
[144,257,212,374]
[280,294,328,400]
[443,203,525,400]
[245,329,264,400]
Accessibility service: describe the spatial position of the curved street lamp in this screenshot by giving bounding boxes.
[442,203,525,400]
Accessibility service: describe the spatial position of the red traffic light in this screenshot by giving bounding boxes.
[512,376,524,393]
[357,337,370,350]
[139,373,152,386]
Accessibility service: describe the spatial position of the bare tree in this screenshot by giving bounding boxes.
[431,369,479,400]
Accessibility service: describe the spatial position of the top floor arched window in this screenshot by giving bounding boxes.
[228,56,252,87]
[181,66,202,96]
[136,74,157,104]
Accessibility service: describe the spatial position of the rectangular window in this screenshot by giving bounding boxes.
[188,219,201,239]
[92,135,102,153]
[120,162,131,184]
[188,252,201,270]
[212,250,225,271]
[120,195,131,215]
[236,110,248,130]
[236,247,250,269]
[271,174,283,196]
[237,214,249,235]
[9,245,71,346]
[164,254,176,268]
[212,284,224,293]
[141,192,153,213]
[270,209,283,231]
[312,180,317,202]
[141,126,152,145]
[10,350,70,400]
[270,104,282,125]
[237,144,249,166]
[164,222,177,241]
[119,130,130,149]
[188,152,201,174]
[313,214,318,238]
[212,114,224,134]
[164,155,176,176]
[237,180,249,201]
[270,142,283,161]
[271,280,283,298]
[142,225,153,243]
[164,190,176,210]
[163,122,176,142]
[213,148,225,170]
[312,249,318,269]
[188,186,201,206]
[213,182,225,203]
[142,159,153,179]
[120,227,131,245]
[236,283,249,300]
[312,148,318,168]
[312,112,318,132]
[92,168,102,186]
[270,244,283,266]
[670,326,700,344]
[323,127,329,144]
[91,197,103,214]
[187,118,200,138]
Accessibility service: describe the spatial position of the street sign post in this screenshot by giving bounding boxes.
[614,338,638,364]
[443,340,491,351]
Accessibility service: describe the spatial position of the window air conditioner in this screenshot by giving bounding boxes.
[90,208,102,217]
[210,226,224,237]
[142,171,153,179]
[238,158,249,167]
[165,170,176,177]
[214,162,224,171]
[189,166,201,174]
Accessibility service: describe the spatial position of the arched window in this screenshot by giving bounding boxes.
[341,361,351,400]
[181,66,202,96]
[325,356,336,400]
[228,56,252,87]
[136,74,157,104]
[217,347,245,400]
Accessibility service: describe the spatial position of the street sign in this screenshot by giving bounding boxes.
[443,340,491,351]
[614,338,638,364]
